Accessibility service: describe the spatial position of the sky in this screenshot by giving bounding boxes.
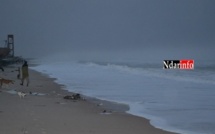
[0,0,214,62]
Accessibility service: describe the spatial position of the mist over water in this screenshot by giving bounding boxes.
[39,45,214,69]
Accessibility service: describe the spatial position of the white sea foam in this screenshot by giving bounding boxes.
[31,60,215,134]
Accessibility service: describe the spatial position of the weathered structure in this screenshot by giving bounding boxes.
[0,34,14,58]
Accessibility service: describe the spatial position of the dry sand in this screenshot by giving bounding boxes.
[0,65,177,134]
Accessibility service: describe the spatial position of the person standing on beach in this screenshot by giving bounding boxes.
[16,67,20,79]
[20,61,29,86]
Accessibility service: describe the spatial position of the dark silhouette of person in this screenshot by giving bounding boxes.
[20,61,29,86]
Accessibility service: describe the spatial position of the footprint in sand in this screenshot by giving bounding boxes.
[41,128,47,134]
[21,127,28,134]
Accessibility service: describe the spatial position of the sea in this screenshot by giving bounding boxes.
[31,58,215,134]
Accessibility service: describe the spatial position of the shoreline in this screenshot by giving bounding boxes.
[0,65,177,134]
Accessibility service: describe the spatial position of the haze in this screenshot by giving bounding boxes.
[0,0,214,62]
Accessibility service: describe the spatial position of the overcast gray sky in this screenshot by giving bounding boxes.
[0,0,214,61]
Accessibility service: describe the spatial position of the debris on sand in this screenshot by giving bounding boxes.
[64,93,84,101]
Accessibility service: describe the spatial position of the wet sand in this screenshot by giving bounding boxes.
[0,65,177,134]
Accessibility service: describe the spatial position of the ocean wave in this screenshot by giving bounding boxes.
[82,61,215,85]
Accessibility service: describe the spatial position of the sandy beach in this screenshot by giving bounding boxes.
[0,65,177,134]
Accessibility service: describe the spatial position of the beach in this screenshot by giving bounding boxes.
[0,65,177,134]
